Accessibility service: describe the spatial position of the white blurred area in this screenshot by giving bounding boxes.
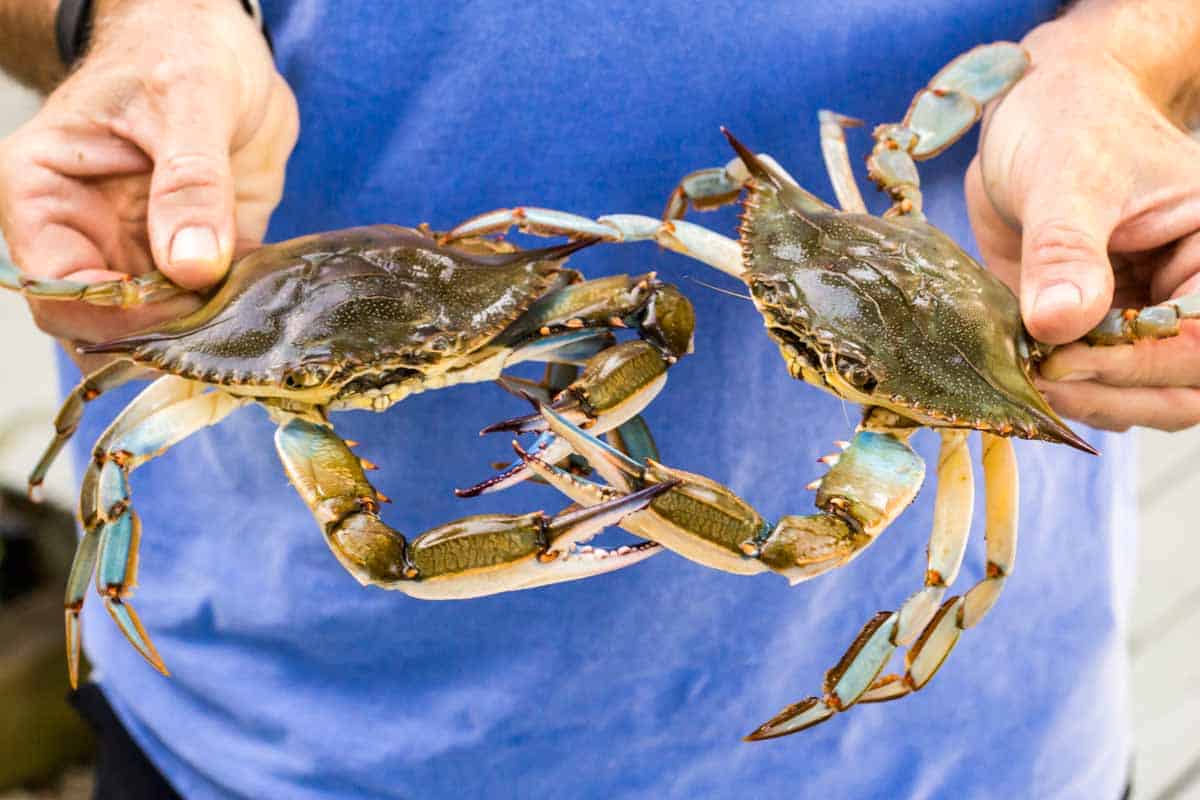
[0,81,72,506]
[0,74,1198,799]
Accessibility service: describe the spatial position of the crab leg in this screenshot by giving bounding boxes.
[868,42,1029,218]
[69,381,245,686]
[28,359,143,501]
[661,150,829,219]
[0,261,185,306]
[443,208,745,279]
[893,430,974,646]
[745,429,976,737]
[274,417,670,599]
[64,375,203,684]
[748,434,1018,739]
[1085,293,1200,345]
[817,111,868,214]
[516,411,1015,740]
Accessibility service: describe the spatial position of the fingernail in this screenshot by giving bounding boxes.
[170,226,218,266]
[1033,281,1082,319]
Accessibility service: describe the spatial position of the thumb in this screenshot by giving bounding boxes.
[146,85,237,290]
[1018,184,1118,344]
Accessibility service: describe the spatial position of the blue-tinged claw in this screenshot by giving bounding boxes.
[513,441,625,508]
[456,432,568,497]
[930,41,1029,105]
[898,42,1029,161]
[104,596,168,676]
[508,330,616,367]
[814,431,925,533]
[538,406,643,492]
[903,89,981,159]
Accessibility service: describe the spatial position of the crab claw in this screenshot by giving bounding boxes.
[401,471,675,601]
[518,408,781,577]
[463,340,671,497]
[456,431,572,498]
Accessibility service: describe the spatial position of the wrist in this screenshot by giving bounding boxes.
[83,0,263,65]
[1029,1,1200,126]
[0,0,67,91]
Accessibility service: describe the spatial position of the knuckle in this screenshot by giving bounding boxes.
[146,58,209,99]
[1025,220,1103,270]
[152,152,229,202]
[144,54,238,116]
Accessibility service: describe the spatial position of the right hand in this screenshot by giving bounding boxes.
[0,0,298,346]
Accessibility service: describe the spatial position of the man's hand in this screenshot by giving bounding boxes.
[0,0,298,345]
[966,2,1200,432]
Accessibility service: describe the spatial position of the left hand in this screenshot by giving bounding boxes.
[966,8,1200,432]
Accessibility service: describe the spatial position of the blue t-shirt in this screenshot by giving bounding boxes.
[64,2,1137,797]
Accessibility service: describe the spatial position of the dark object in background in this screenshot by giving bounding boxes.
[0,484,95,789]
[71,684,181,800]
[0,485,75,600]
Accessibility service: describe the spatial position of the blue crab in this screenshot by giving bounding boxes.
[2,225,697,686]
[441,42,1200,739]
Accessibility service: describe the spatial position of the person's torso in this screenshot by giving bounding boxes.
[69,2,1136,797]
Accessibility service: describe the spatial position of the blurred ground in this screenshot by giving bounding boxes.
[0,75,1198,800]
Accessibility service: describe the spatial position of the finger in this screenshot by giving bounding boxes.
[228,80,298,245]
[3,166,122,279]
[1036,379,1200,433]
[1040,323,1200,387]
[29,292,202,344]
[1108,153,1200,253]
[1019,180,1120,345]
[15,218,196,343]
[1150,232,1200,303]
[1,133,146,278]
[137,68,238,290]
[965,156,1021,290]
[29,126,151,178]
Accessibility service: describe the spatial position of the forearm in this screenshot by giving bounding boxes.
[0,0,251,94]
[1036,0,1200,126]
[0,0,64,92]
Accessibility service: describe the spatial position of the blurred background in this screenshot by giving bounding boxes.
[0,76,1198,799]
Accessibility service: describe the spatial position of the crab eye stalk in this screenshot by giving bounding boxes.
[836,355,877,392]
[283,365,330,390]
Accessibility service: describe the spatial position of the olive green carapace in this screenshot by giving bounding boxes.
[83,225,581,389]
[740,175,1092,452]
